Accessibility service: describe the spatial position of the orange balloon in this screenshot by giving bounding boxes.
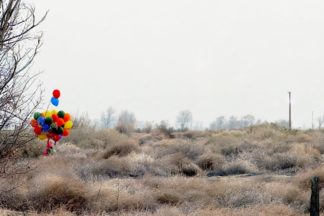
[64,113,71,122]
[30,119,38,127]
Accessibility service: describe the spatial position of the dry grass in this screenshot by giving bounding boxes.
[1,125,324,215]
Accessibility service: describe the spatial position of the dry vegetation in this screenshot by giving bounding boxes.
[1,124,324,215]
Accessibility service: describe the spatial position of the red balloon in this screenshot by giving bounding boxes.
[34,126,42,135]
[52,89,61,98]
[53,135,61,142]
[52,114,59,122]
[56,118,65,127]
[62,129,69,137]
[47,132,54,139]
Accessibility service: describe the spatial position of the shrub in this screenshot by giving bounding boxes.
[115,111,136,134]
[195,153,224,170]
[205,134,241,156]
[155,192,181,205]
[207,161,256,177]
[91,156,133,177]
[157,140,206,161]
[255,153,298,171]
[101,140,139,159]
[28,173,89,212]
[21,141,43,158]
[154,121,175,138]
[154,153,202,177]
[138,134,162,145]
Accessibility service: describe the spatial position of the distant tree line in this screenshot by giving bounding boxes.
[209,115,259,130]
[97,107,297,133]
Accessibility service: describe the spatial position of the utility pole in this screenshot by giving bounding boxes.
[312,111,314,130]
[288,91,292,130]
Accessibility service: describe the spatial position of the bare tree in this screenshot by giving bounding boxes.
[241,114,255,128]
[101,106,115,128]
[318,116,324,129]
[73,112,92,129]
[176,110,192,131]
[0,0,46,181]
[210,116,226,130]
[115,110,136,134]
[228,116,239,129]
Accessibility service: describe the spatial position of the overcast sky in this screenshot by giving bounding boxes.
[27,0,324,128]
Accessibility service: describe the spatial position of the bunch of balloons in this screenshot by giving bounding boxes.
[31,89,73,155]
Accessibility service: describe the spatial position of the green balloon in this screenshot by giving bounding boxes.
[45,117,53,125]
[51,127,57,134]
[33,112,41,120]
[58,110,65,118]
[57,127,64,135]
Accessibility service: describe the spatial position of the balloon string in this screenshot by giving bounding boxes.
[45,96,52,116]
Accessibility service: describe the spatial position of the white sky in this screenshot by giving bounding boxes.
[28,0,324,128]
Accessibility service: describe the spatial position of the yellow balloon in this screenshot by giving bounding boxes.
[45,111,52,118]
[64,121,73,129]
[51,109,58,115]
[38,134,47,140]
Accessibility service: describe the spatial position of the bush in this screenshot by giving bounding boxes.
[255,153,298,171]
[207,161,256,177]
[101,140,139,159]
[195,153,224,171]
[155,192,181,205]
[21,141,43,158]
[157,140,206,161]
[28,174,89,212]
[155,153,202,177]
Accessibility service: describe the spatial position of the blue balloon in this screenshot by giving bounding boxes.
[51,97,59,106]
[37,117,45,125]
[42,124,50,132]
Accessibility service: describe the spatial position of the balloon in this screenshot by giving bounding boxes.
[51,97,59,106]
[64,121,73,129]
[33,112,41,120]
[58,110,65,118]
[42,124,50,132]
[62,129,69,136]
[45,117,53,125]
[45,111,52,118]
[52,89,61,98]
[37,117,45,125]
[57,127,64,135]
[56,118,65,127]
[31,90,72,155]
[52,114,59,122]
[38,134,47,140]
[51,109,58,115]
[34,126,42,135]
[64,113,71,122]
[47,132,55,139]
[30,119,38,127]
[53,135,61,142]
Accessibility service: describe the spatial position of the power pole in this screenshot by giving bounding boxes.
[312,111,314,130]
[288,91,292,130]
